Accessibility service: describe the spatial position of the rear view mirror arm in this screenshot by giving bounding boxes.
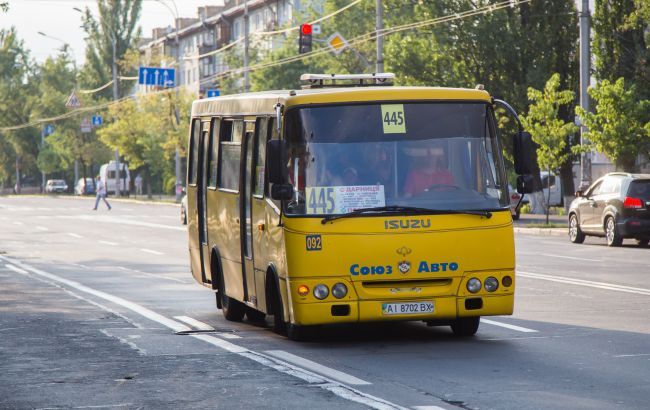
[494,99,523,133]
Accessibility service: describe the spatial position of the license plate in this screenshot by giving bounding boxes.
[381,301,434,315]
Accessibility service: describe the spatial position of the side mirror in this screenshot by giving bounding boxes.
[575,190,583,197]
[271,183,293,200]
[513,131,538,175]
[267,139,288,185]
[516,174,536,194]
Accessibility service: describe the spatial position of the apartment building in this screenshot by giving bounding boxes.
[139,1,310,96]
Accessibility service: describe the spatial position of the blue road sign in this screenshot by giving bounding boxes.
[138,66,175,87]
[92,115,103,126]
[43,124,55,136]
[206,89,220,98]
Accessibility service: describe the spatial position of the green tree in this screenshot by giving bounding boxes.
[0,28,39,192]
[78,0,142,100]
[576,78,650,172]
[97,90,192,197]
[593,0,650,99]
[521,73,578,222]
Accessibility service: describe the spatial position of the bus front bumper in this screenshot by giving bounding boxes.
[291,294,514,326]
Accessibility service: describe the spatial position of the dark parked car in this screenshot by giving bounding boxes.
[568,172,650,247]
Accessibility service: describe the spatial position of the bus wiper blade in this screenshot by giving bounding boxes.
[321,206,492,224]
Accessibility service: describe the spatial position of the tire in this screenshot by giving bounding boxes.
[451,317,480,337]
[568,213,586,244]
[270,281,287,335]
[605,216,623,247]
[245,307,266,322]
[218,272,245,321]
[286,323,306,341]
[636,239,649,247]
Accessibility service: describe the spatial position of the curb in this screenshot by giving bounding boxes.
[514,227,567,237]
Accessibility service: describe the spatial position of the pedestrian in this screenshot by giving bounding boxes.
[93,175,111,210]
[135,174,143,196]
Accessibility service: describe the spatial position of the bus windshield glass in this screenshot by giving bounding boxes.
[283,102,508,216]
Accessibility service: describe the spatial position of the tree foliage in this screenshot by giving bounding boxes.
[78,0,142,100]
[0,28,38,189]
[576,78,650,172]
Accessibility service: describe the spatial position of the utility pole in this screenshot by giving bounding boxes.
[244,0,250,92]
[112,35,121,197]
[376,0,384,73]
[579,0,591,189]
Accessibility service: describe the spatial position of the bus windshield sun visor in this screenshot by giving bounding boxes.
[321,206,492,224]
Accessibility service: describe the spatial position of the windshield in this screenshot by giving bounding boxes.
[283,102,508,216]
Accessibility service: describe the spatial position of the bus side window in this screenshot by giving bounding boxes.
[208,118,220,188]
[253,117,268,197]
[218,119,242,191]
[188,119,201,186]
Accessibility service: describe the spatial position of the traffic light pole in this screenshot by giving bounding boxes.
[376,0,384,73]
[244,0,250,92]
[579,0,591,190]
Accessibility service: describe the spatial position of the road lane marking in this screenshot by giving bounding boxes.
[61,215,184,231]
[519,271,650,296]
[117,266,190,284]
[68,233,83,239]
[0,255,407,410]
[140,248,164,255]
[99,240,118,246]
[13,221,23,226]
[613,353,650,358]
[5,264,28,274]
[412,407,447,410]
[264,350,371,386]
[481,319,538,333]
[539,253,602,262]
[173,316,214,331]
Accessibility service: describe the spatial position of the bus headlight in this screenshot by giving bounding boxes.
[297,285,309,297]
[484,277,499,292]
[466,278,481,293]
[313,284,329,300]
[331,283,348,299]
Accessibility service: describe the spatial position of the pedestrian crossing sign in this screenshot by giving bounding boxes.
[65,91,81,108]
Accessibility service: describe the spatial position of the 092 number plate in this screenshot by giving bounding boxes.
[381,301,434,315]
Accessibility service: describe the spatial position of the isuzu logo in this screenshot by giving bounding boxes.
[384,219,431,229]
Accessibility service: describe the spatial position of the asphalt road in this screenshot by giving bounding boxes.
[1,196,648,410]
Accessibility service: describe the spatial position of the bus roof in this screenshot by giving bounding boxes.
[191,86,491,118]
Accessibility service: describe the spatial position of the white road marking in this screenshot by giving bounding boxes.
[613,353,650,358]
[140,248,164,255]
[117,266,190,284]
[68,233,83,239]
[62,214,184,231]
[412,406,447,410]
[99,240,118,246]
[519,271,650,296]
[539,253,602,262]
[481,319,538,333]
[265,350,371,386]
[0,254,405,410]
[5,264,28,275]
[217,332,242,339]
[13,221,23,226]
[173,316,214,331]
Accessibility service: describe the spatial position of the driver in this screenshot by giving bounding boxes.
[403,145,454,197]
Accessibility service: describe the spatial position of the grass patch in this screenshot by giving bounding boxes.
[523,223,565,229]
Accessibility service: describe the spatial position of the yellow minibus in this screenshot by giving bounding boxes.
[186,73,537,340]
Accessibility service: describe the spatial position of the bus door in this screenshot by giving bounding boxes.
[240,122,256,304]
[188,119,210,285]
[198,122,211,284]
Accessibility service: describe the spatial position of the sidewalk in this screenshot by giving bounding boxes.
[514,213,568,237]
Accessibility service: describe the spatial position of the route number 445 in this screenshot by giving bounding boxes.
[381,104,406,134]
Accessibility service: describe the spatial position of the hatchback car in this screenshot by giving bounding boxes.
[568,173,650,246]
[75,178,96,195]
[45,179,68,194]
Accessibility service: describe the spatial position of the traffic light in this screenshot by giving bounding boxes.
[299,23,312,54]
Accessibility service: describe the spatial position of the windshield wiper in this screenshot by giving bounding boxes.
[321,206,492,224]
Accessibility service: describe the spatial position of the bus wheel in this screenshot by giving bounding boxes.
[286,323,305,341]
[218,275,245,322]
[245,307,266,322]
[451,317,480,337]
